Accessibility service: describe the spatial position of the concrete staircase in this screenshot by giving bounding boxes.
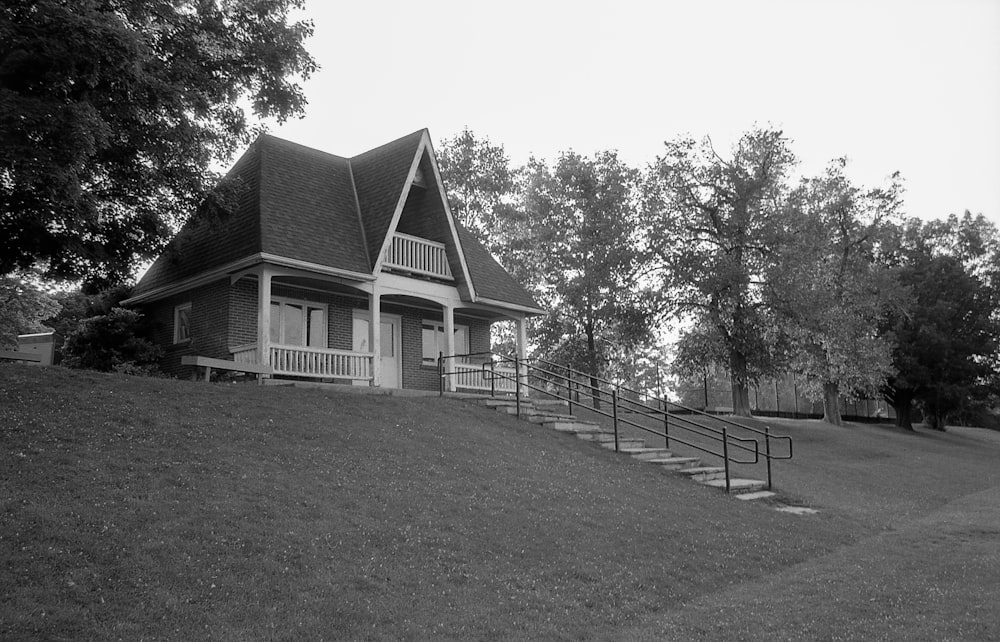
[479,397,775,499]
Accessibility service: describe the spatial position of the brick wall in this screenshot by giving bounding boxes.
[141,278,230,377]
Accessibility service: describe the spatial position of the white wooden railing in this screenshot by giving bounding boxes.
[230,344,373,381]
[452,362,517,393]
[382,232,453,280]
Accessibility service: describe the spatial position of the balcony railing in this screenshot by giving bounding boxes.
[231,344,373,381]
[382,232,453,280]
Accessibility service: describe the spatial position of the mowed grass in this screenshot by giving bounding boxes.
[2,365,998,640]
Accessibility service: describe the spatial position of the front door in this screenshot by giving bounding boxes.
[352,312,402,388]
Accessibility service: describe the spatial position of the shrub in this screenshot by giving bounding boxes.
[62,308,163,375]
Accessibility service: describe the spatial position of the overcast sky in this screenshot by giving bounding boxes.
[269,0,1000,226]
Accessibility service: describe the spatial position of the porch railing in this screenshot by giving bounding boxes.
[382,232,453,280]
[438,353,517,393]
[230,343,373,381]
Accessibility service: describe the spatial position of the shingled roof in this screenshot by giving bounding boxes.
[129,130,541,314]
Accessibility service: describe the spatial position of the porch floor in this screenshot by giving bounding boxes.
[261,378,514,399]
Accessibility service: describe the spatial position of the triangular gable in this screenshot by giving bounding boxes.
[349,130,425,271]
[352,130,477,298]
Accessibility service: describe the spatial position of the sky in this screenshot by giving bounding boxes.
[269,0,1000,226]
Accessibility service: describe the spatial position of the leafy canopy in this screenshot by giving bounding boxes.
[0,0,316,286]
[521,151,654,380]
[770,159,902,424]
[645,128,796,415]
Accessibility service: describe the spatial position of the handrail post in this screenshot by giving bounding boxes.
[663,409,670,449]
[514,354,521,417]
[612,388,620,453]
[489,360,496,398]
[566,374,574,415]
[765,426,773,490]
[438,352,444,396]
[722,427,731,494]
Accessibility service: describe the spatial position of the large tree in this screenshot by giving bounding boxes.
[883,214,1000,430]
[646,129,796,416]
[436,129,521,262]
[0,0,316,286]
[521,151,654,401]
[770,160,902,425]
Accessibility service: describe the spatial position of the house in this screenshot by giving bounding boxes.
[122,130,543,391]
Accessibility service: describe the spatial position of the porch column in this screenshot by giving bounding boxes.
[258,266,272,367]
[515,315,528,397]
[443,304,456,392]
[369,288,381,387]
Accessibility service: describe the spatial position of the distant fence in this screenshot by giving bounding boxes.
[675,376,900,423]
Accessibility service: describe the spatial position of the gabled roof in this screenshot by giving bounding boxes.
[128,130,541,314]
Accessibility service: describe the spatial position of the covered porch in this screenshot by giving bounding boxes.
[233,261,529,392]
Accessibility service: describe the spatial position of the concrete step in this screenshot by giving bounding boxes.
[480,399,526,409]
[621,447,672,461]
[525,412,578,424]
[532,399,570,411]
[544,420,602,433]
[573,430,614,441]
[701,478,769,494]
[646,456,700,470]
[735,490,778,501]
[600,438,646,451]
[491,404,537,416]
[677,466,727,481]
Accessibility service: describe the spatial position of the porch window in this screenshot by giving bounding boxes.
[421,321,469,364]
[173,303,191,344]
[269,298,327,348]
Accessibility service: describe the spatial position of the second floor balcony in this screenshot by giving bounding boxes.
[382,232,454,280]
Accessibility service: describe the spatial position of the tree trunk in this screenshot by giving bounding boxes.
[729,350,752,417]
[822,381,842,426]
[891,390,915,430]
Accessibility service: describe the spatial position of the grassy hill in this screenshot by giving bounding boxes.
[2,365,998,640]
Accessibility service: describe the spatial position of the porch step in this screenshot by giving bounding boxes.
[677,466,727,481]
[701,478,769,494]
[647,456,700,470]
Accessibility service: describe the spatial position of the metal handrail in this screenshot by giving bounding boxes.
[520,355,793,464]
[472,355,770,493]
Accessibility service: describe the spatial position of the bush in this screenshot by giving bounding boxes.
[62,308,163,375]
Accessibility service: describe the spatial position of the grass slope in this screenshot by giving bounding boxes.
[2,365,998,640]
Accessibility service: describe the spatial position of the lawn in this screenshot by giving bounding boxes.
[2,365,998,640]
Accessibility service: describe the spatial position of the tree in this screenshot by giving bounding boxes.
[882,214,1000,430]
[521,151,655,404]
[0,272,60,349]
[437,129,529,353]
[437,129,521,261]
[770,160,902,425]
[1,0,316,286]
[646,129,796,416]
